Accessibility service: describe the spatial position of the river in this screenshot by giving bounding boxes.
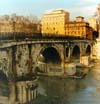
[1,61,100,104]
[34,60,100,104]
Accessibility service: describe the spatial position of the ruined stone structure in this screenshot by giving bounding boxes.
[0,38,93,77]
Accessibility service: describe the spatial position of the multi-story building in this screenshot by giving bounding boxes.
[65,16,93,39]
[41,9,69,36]
[41,10,93,39]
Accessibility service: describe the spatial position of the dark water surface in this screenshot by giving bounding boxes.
[34,61,100,104]
[1,61,100,104]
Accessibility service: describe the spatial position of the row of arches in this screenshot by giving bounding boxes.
[38,45,91,64]
[0,44,91,80]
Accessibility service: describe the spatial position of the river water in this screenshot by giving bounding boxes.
[1,61,100,104]
[34,60,100,104]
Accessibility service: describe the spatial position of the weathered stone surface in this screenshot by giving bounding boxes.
[0,49,12,77]
[16,45,29,76]
[65,63,76,76]
[93,38,100,59]
[80,56,90,66]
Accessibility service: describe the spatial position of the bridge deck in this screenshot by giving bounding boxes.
[0,33,93,48]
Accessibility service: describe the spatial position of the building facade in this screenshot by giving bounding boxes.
[41,9,69,36]
[65,16,93,39]
[41,11,93,39]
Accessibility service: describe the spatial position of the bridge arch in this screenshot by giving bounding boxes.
[86,45,91,56]
[72,45,80,59]
[39,46,62,64]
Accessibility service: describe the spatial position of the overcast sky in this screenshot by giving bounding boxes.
[0,0,99,20]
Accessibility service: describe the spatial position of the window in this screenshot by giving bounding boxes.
[53,27,55,30]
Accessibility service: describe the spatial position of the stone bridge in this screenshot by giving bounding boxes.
[0,38,93,77]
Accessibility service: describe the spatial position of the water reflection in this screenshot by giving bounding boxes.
[0,70,9,104]
[1,61,100,104]
[36,77,87,104]
[35,61,100,104]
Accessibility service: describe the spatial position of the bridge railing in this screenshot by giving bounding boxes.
[0,32,92,41]
[0,32,42,40]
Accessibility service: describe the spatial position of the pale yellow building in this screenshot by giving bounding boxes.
[41,9,69,36]
[65,16,93,39]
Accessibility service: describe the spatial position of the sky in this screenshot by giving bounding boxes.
[0,0,100,20]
